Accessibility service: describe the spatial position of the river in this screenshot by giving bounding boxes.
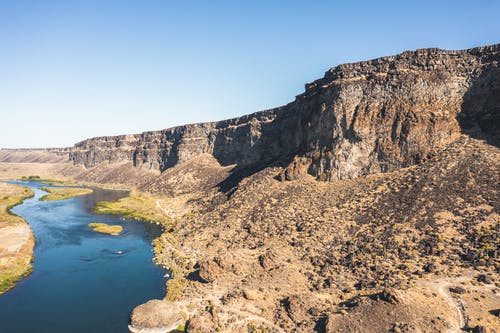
[0,181,166,333]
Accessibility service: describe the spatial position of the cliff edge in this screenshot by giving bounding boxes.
[69,44,499,188]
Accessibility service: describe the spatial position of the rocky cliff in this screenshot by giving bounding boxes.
[69,44,500,183]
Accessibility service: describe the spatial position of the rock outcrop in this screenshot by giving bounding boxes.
[68,44,500,185]
[128,300,184,333]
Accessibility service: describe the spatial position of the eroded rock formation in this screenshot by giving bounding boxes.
[69,44,499,185]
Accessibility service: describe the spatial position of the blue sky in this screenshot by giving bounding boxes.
[1,1,499,148]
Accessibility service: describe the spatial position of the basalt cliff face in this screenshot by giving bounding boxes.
[69,44,499,184]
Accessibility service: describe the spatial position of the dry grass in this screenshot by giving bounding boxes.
[40,186,93,201]
[94,190,174,227]
[0,184,33,225]
[88,222,123,236]
[0,162,82,181]
[0,265,33,294]
[0,182,35,294]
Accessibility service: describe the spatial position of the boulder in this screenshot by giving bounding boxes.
[242,289,259,301]
[128,300,184,333]
[449,286,466,294]
[477,274,492,284]
[471,326,487,333]
[258,250,279,270]
[186,311,216,333]
[279,157,312,181]
[198,259,221,283]
[377,288,400,304]
[282,294,318,323]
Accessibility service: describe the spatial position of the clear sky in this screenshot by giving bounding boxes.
[1,0,499,148]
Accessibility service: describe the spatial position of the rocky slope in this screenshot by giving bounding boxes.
[69,44,499,187]
[128,135,499,333]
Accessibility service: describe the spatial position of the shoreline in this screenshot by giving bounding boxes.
[0,182,36,294]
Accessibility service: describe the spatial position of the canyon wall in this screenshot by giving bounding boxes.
[69,44,500,181]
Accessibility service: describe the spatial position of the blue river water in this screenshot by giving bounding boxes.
[0,181,166,333]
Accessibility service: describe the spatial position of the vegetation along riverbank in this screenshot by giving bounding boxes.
[40,186,93,201]
[0,182,35,294]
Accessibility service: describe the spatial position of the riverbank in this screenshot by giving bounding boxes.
[0,182,35,294]
[91,192,185,302]
[93,190,174,227]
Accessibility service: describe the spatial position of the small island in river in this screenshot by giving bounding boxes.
[40,186,93,201]
[88,222,123,236]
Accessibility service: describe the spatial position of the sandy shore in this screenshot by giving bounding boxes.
[0,182,35,294]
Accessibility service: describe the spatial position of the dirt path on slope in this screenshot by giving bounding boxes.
[435,281,468,332]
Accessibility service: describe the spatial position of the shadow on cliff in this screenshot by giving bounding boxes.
[210,107,303,194]
[458,63,500,147]
[213,58,500,195]
[216,160,290,194]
